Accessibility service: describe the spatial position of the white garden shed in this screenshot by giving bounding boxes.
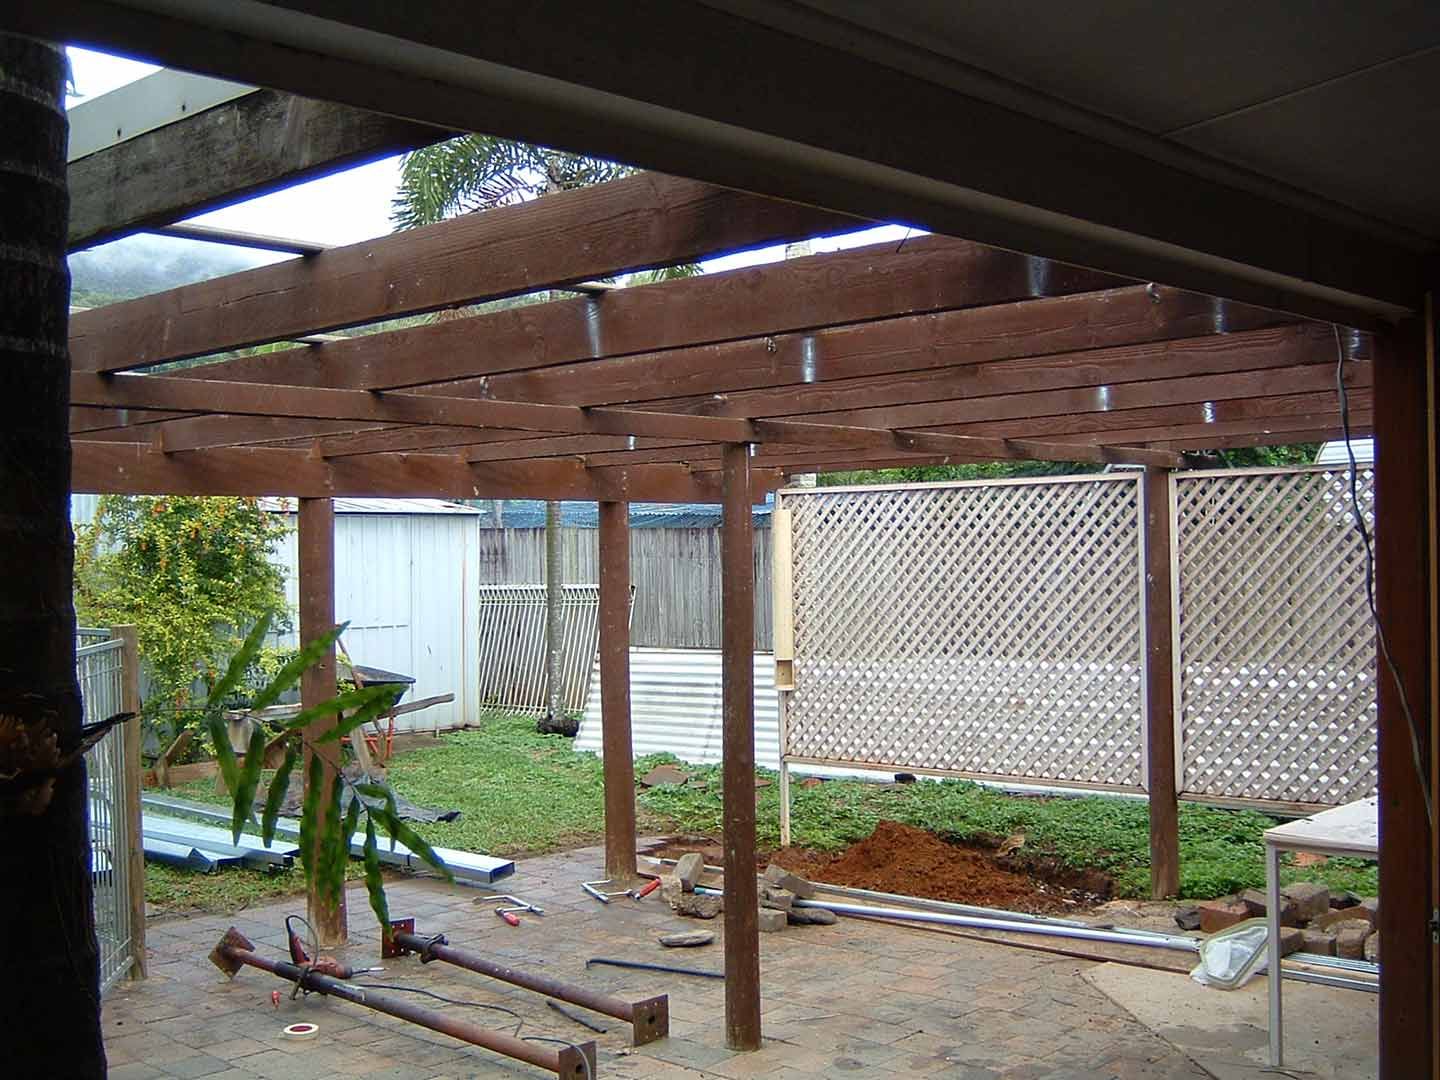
[264,498,482,733]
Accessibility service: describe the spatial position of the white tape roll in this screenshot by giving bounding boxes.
[282,1022,319,1040]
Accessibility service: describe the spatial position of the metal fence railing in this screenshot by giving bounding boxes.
[476,584,632,715]
[77,634,136,993]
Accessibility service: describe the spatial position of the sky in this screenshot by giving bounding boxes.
[67,47,920,276]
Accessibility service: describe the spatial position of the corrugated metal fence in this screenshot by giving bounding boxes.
[78,634,136,993]
[477,527,773,651]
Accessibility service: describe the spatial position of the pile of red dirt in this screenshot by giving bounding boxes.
[771,821,1083,913]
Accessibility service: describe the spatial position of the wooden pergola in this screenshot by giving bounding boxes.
[66,162,1372,1047]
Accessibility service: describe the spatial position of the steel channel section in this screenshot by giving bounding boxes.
[388,927,668,1045]
[211,929,596,1077]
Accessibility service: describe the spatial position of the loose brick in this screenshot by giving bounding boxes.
[1239,889,1300,925]
[1281,881,1330,923]
[760,886,795,912]
[1198,901,1251,934]
[1335,923,1372,960]
[1364,932,1380,963]
[1301,928,1337,955]
[757,908,787,932]
[1278,926,1305,957]
[1311,905,1374,930]
[762,864,816,899]
[675,852,705,893]
[788,907,838,926]
[670,892,723,919]
[1173,906,1202,931]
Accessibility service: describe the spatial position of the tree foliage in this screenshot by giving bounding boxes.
[74,496,291,732]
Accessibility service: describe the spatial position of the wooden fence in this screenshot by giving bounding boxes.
[476,526,773,651]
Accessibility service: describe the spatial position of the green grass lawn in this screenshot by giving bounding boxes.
[146,712,1377,913]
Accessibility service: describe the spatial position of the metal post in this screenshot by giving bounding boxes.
[544,499,564,725]
[721,443,761,1051]
[299,497,346,946]
[212,929,595,1078]
[1266,842,1283,1066]
[598,501,637,884]
[1142,467,1180,899]
[114,623,146,979]
[386,923,667,1045]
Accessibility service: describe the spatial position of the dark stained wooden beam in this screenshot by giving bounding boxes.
[598,500,637,885]
[69,173,856,373]
[1142,467,1180,899]
[70,89,444,250]
[70,440,783,502]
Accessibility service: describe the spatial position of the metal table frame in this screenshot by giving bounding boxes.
[1263,796,1379,1067]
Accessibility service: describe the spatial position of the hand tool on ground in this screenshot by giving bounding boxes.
[495,901,543,927]
[584,957,725,979]
[474,892,544,916]
[581,879,640,904]
[285,913,383,978]
[631,878,661,899]
[546,999,608,1034]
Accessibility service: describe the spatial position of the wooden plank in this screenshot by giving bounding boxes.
[69,173,855,372]
[299,497,346,947]
[598,501,637,885]
[70,89,444,249]
[114,623,146,980]
[1143,468,1180,899]
[720,443,761,1050]
[69,440,784,502]
[1373,315,1436,1075]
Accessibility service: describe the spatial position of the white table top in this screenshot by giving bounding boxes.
[1263,796,1379,857]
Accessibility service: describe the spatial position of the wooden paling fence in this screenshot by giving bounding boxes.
[775,466,1377,817]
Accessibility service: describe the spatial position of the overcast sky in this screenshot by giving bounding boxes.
[67,47,917,273]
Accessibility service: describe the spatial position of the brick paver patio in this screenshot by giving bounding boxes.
[100,845,1320,1079]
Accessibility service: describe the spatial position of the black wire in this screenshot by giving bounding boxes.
[1334,324,1433,826]
[354,983,526,1035]
[523,1035,594,1080]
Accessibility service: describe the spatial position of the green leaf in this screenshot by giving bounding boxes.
[246,621,350,713]
[206,611,274,714]
[313,686,404,744]
[261,738,298,848]
[363,817,390,930]
[334,792,362,889]
[279,684,401,731]
[206,711,240,796]
[230,722,267,844]
[298,752,324,882]
[376,807,452,883]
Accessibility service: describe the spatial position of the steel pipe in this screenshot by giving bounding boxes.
[210,928,596,1078]
[386,924,668,1045]
[694,887,1201,953]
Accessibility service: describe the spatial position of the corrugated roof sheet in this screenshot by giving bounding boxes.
[260,497,483,515]
[1315,439,1375,466]
[481,496,774,529]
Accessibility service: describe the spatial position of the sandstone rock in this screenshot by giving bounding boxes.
[1311,905,1374,930]
[1199,900,1251,934]
[788,907,839,926]
[1359,896,1379,922]
[1329,889,1360,909]
[1301,928,1337,956]
[670,892,723,919]
[1335,923,1372,960]
[675,852,705,893]
[1174,906,1203,931]
[757,907,788,932]
[1278,926,1305,957]
[760,886,795,912]
[1238,889,1300,925]
[1281,881,1330,923]
[658,930,715,948]
[762,864,816,900]
[1364,932,1380,963]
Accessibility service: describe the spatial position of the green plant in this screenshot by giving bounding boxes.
[74,495,291,745]
[213,613,450,931]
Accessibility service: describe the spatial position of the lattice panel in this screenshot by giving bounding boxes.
[1173,467,1377,805]
[784,476,1144,788]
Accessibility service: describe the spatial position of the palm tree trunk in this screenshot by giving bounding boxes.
[0,34,106,1076]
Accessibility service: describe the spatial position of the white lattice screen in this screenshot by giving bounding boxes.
[1172,467,1377,806]
[782,475,1145,790]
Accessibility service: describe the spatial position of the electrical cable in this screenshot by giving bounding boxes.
[1334,324,1433,826]
[353,982,526,1035]
[523,1035,594,1080]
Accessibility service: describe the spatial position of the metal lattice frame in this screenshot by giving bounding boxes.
[1172,466,1377,806]
[78,636,135,993]
[782,474,1145,789]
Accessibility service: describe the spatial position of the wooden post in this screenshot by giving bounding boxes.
[1142,467,1180,899]
[721,443,761,1051]
[598,500,637,884]
[299,497,346,946]
[114,624,146,979]
[1374,311,1436,1077]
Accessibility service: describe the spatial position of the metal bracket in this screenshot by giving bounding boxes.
[381,917,416,959]
[1430,907,1439,944]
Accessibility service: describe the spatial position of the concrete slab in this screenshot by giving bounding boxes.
[1082,962,1377,1080]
